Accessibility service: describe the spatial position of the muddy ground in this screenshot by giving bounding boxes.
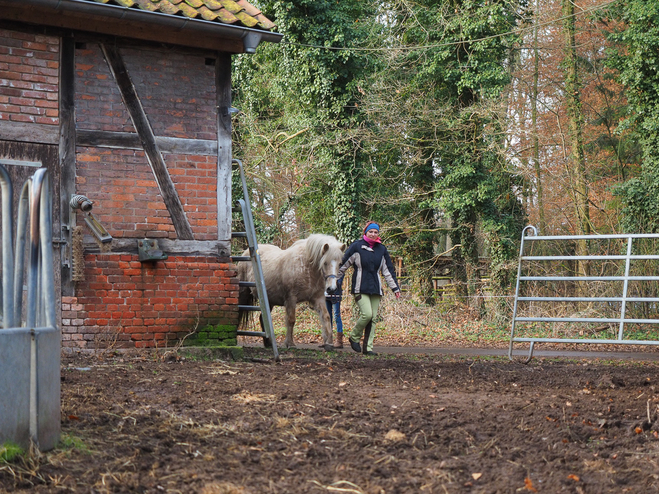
[2,347,659,494]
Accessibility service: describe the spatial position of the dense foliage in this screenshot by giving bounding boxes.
[232,0,659,310]
[233,0,377,244]
[606,1,659,233]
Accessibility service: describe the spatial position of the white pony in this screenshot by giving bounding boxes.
[238,234,346,351]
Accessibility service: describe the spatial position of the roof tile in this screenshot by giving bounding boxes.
[134,0,159,11]
[218,0,242,15]
[81,0,276,31]
[184,0,204,8]
[200,0,224,10]
[235,0,259,17]
[176,1,200,17]
[154,0,180,14]
[197,5,218,20]
[233,11,257,28]
[254,13,275,31]
[214,8,239,24]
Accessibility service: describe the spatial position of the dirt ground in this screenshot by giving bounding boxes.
[2,346,659,494]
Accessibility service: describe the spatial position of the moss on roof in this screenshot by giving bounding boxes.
[81,0,277,31]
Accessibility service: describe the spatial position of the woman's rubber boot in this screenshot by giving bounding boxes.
[334,333,344,349]
[362,322,372,354]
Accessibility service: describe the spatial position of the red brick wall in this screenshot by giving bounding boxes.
[0,29,59,125]
[0,28,236,350]
[62,256,238,349]
[75,149,218,240]
[74,44,217,138]
[62,42,233,349]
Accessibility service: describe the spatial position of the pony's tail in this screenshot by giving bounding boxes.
[238,286,255,330]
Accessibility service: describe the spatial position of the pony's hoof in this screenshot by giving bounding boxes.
[323,344,335,352]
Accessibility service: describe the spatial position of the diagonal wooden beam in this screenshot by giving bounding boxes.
[101,43,194,240]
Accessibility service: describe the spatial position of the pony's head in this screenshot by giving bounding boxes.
[305,234,346,293]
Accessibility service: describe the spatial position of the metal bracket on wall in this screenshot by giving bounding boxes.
[69,194,112,244]
[138,239,168,262]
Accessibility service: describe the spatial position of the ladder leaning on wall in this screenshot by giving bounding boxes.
[230,159,279,361]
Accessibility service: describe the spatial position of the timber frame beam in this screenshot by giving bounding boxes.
[101,43,194,241]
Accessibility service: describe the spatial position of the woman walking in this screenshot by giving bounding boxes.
[338,221,401,355]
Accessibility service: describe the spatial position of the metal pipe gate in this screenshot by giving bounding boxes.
[0,164,60,451]
[509,225,659,362]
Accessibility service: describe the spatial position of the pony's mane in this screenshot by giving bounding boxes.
[301,234,343,270]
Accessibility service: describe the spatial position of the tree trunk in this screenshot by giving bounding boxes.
[562,0,590,279]
[532,0,545,233]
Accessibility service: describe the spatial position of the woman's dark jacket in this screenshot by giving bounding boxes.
[338,239,400,296]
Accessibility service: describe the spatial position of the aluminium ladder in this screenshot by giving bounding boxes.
[231,159,279,361]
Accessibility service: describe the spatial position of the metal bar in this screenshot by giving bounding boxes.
[39,175,56,329]
[519,276,652,281]
[236,330,267,337]
[238,305,263,312]
[509,225,536,359]
[523,233,659,240]
[517,296,659,302]
[512,338,659,345]
[26,169,47,329]
[0,159,41,168]
[13,180,31,326]
[515,317,659,324]
[0,165,14,328]
[619,237,633,341]
[522,255,659,260]
[27,170,48,444]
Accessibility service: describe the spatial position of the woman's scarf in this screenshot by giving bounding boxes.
[363,235,382,248]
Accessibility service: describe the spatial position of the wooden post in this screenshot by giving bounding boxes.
[59,35,76,296]
[101,44,194,240]
[216,52,232,242]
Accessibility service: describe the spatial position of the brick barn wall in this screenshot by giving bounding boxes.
[62,257,238,349]
[0,29,59,125]
[62,42,234,349]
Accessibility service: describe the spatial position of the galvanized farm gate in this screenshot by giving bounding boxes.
[509,226,659,362]
[0,163,60,451]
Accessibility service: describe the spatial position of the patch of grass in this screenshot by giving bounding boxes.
[0,442,23,462]
[59,433,91,455]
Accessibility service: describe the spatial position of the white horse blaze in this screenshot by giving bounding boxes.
[325,259,339,292]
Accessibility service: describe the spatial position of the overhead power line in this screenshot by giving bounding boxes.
[278,0,620,52]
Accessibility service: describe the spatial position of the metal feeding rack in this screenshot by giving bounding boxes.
[0,164,60,451]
